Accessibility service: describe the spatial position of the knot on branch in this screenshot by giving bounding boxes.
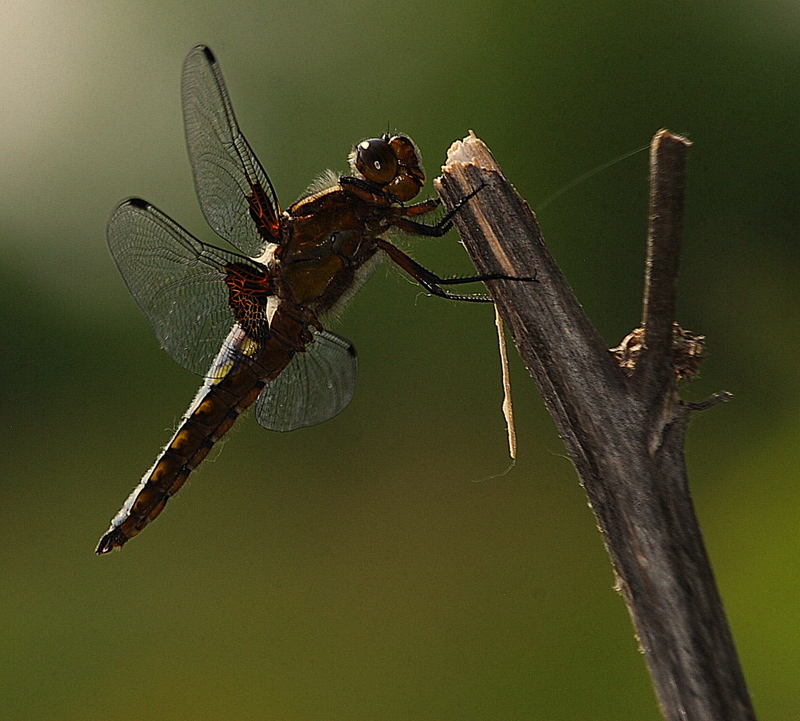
[610,323,705,379]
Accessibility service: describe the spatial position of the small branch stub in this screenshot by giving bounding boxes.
[636,129,692,401]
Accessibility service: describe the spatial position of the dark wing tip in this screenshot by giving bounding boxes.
[126,197,149,210]
[197,44,216,63]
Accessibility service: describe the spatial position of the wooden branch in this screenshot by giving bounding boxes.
[434,132,755,721]
[635,130,689,403]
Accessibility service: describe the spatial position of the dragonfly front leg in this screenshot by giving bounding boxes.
[394,183,488,237]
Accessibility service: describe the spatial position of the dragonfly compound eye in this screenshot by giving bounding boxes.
[354,138,398,186]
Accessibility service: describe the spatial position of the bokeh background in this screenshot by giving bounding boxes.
[2,1,799,719]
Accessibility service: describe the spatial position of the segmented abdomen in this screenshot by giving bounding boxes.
[96,323,295,554]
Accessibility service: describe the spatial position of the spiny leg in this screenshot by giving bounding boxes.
[395,184,488,237]
[375,238,536,303]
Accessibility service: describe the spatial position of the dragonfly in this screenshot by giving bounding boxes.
[97,45,531,554]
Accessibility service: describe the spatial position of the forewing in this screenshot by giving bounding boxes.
[182,44,281,257]
[107,198,264,375]
[254,330,358,432]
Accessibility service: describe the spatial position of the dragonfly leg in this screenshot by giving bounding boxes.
[375,238,536,303]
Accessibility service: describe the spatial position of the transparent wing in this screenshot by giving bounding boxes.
[255,330,358,432]
[107,198,267,376]
[182,44,281,257]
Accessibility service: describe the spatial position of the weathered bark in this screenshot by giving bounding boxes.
[434,131,754,721]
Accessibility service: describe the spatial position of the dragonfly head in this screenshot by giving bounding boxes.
[350,133,425,202]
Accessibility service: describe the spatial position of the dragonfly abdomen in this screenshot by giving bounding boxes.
[96,367,264,554]
[95,330,300,554]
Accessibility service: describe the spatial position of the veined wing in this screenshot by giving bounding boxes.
[182,44,281,257]
[107,198,269,376]
[255,329,358,432]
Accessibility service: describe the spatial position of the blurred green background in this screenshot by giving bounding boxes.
[2,1,799,719]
